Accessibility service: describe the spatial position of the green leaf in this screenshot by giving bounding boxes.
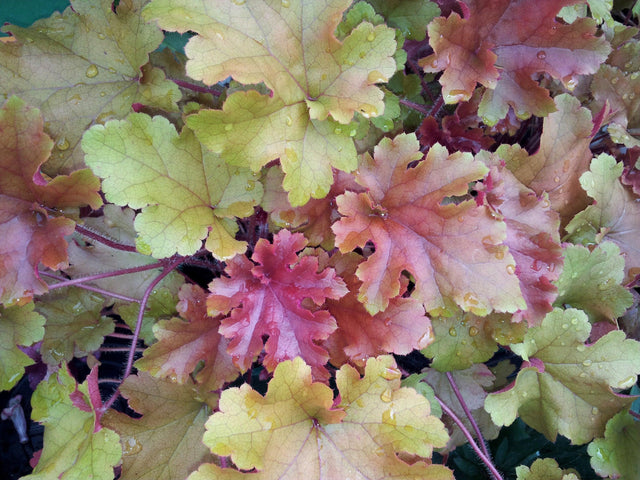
[565,153,640,282]
[485,308,640,444]
[102,372,216,480]
[588,410,640,479]
[82,113,263,259]
[0,0,180,173]
[367,0,440,41]
[554,242,633,323]
[516,457,581,480]
[36,288,113,365]
[25,368,121,480]
[0,302,45,390]
[144,0,397,206]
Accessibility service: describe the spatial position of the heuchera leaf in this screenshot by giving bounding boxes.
[588,410,640,480]
[82,113,262,259]
[485,308,640,444]
[498,94,598,226]
[419,0,610,124]
[190,356,453,480]
[207,230,347,375]
[0,96,102,305]
[554,242,634,323]
[0,0,180,173]
[36,288,113,365]
[136,284,238,392]
[565,154,640,281]
[25,367,121,480]
[515,457,581,480]
[478,152,563,325]
[0,302,45,390]
[332,133,524,316]
[366,0,440,41]
[102,372,216,480]
[144,0,397,205]
[323,252,433,367]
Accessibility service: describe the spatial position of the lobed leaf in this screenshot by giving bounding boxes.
[333,133,524,316]
[0,0,180,173]
[485,308,640,444]
[191,356,453,480]
[82,113,262,259]
[0,96,102,305]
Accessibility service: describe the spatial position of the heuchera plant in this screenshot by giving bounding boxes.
[2,0,640,478]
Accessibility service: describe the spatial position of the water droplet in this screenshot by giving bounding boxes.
[561,323,569,330]
[215,32,224,40]
[630,72,639,80]
[334,127,342,134]
[582,359,592,367]
[506,264,516,275]
[579,372,587,378]
[55,137,70,151]
[429,59,438,69]
[457,216,464,222]
[381,367,402,381]
[382,408,396,425]
[283,116,293,127]
[233,0,246,4]
[565,77,577,91]
[570,318,578,325]
[553,175,560,183]
[85,64,99,78]
[469,326,479,337]
[576,345,586,352]
[417,331,432,349]
[245,180,256,191]
[367,32,375,42]
[281,0,290,7]
[108,67,117,74]
[380,388,393,402]
[224,124,233,131]
[591,406,599,415]
[97,32,106,40]
[99,91,106,97]
[618,375,636,389]
[359,103,378,118]
[367,70,387,84]
[445,89,470,103]
[123,437,142,455]
[536,50,546,60]
[448,327,457,337]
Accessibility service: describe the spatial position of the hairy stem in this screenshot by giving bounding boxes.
[101,258,181,413]
[399,98,431,116]
[446,372,492,460]
[47,262,164,291]
[75,224,138,252]
[436,395,503,480]
[40,271,141,303]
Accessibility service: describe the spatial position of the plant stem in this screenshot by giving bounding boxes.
[100,258,181,413]
[75,224,138,252]
[446,371,492,460]
[40,271,141,303]
[399,98,431,116]
[436,395,503,480]
[47,262,164,291]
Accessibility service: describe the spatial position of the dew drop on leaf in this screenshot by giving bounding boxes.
[382,408,396,425]
[281,0,290,7]
[468,326,479,337]
[381,367,402,381]
[536,50,546,59]
[85,64,99,78]
[367,70,388,84]
[367,32,375,42]
[285,115,293,126]
[448,327,457,337]
[506,264,516,275]
[123,437,142,455]
[108,67,117,74]
[334,127,342,134]
[617,376,636,389]
[611,76,619,85]
[582,359,592,367]
[561,323,569,329]
[245,180,256,191]
[233,0,246,5]
[224,124,233,131]
[591,406,599,415]
[380,388,393,403]
[55,137,70,151]
[97,32,106,40]
[576,345,586,352]
[359,104,378,118]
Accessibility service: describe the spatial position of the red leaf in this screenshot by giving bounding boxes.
[323,253,433,367]
[332,134,525,316]
[207,230,347,376]
[135,284,238,392]
[0,97,102,304]
[420,0,610,123]
[479,154,563,325]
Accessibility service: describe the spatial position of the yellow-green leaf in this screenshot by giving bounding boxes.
[192,356,453,480]
[82,113,262,259]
